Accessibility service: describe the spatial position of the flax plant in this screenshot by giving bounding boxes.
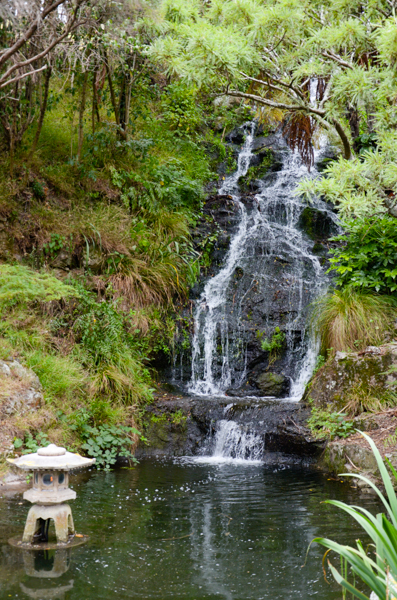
[312,432,397,600]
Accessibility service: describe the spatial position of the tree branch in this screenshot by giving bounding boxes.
[0,0,67,68]
[321,51,353,70]
[225,90,352,159]
[0,64,48,89]
[0,6,86,87]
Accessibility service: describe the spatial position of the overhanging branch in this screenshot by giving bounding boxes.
[0,64,48,89]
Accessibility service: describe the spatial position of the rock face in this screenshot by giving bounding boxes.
[304,344,397,410]
[166,124,338,398]
[0,359,43,455]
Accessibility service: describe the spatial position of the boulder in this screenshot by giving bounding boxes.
[256,372,288,396]
[304,343,397,411]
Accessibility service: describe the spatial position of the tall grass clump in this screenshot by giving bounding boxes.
[25,351,88,405]
[311,287,397,353]
[311,432,397,600]
[73,287,153,405]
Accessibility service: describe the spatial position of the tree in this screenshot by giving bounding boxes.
[0,0,94,163]
[146,0,397,218]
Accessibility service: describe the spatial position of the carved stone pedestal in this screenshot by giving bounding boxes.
[22,504,75,544]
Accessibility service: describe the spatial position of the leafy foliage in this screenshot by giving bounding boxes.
[13,432,50,454]
[307,408,355,440]
[80,424,143,471]
[257,326,286,364]
[328,217,397,295]
[310,287,397,353]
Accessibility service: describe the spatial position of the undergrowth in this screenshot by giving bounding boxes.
[307,406,356,440]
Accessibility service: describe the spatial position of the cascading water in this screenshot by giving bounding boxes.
[188,122,338,401]
[195,419,264,464]
[189,123,256,396]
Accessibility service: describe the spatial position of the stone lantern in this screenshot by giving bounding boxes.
[7,444,95,545]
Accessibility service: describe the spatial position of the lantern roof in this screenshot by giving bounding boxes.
[7,444,95,471]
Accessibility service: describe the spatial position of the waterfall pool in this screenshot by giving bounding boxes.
[0,459,379,599]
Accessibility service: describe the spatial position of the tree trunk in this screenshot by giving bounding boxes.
[77,70,88,162]
[118,72,131,140]
[29,65,52,158]
[332,119,352,160]
[103,48,119,127]
[9,82,19,174]
[92,66,101,133]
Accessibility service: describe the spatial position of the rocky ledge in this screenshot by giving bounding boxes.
[136,391,325,463]
[0,359,43,457]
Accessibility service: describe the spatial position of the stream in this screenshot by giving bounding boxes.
[0,461,380,599]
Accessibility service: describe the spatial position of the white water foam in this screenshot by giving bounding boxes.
[189,124,256,396]
[192,420,263,465]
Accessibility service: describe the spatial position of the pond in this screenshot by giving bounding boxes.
[0,459,380,599]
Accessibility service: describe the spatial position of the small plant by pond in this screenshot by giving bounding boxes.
[312,433,397,600]
[13,432,50,454]
[80,424,145,471]
[307,407,355,440]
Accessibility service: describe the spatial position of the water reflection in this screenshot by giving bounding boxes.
[20,548,74,599]
[22,549,71,578]
[0,461,381,599]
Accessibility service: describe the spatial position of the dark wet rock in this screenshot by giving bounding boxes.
[298,207,337,240]
[225,127,246,145]
[256,372,289,397]
[136,395,326,461]
[315,147,339,172]
[252,133,288,153]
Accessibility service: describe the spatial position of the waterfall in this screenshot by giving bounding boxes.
[186,122,337,401]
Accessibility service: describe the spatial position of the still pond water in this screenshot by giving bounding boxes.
[0,459,380,599]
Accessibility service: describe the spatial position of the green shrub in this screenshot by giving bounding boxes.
[79,422,144,470]
[161,82,203,136]
[329,216,397,295]
[310,286,397,353]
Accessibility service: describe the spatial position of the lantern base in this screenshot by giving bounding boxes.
[22,503,75,544]
[8,533,89,550]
